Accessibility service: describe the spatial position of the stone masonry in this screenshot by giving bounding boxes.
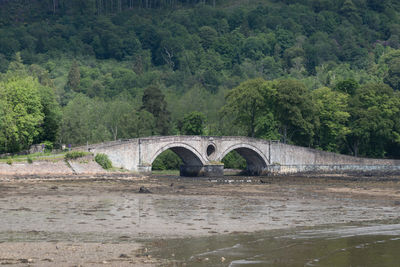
[88,136,400,177]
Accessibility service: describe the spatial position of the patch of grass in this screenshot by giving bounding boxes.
[64,151,92,160]
[209,161,224,165]
[0,152,66,163]
[95,153,112,169]
[27,157,33,164]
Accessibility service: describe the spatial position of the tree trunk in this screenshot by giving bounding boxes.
[113,126,118,141]
[283,126,287,144]
[52,0,56,14]
[353,140,358,157]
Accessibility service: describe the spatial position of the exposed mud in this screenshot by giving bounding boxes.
[0,174,400,265]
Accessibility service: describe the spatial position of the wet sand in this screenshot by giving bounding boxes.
[1,174,400,265]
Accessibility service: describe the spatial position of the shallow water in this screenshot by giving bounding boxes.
[153,223,400,266]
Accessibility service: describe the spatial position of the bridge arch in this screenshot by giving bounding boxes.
[150,142,206,167]
[219,143,269,175]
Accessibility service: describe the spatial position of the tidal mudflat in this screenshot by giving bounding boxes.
[0,174,400,266]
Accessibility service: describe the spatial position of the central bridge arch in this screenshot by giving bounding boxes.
[219,143,269,175]
[149,142,206,176]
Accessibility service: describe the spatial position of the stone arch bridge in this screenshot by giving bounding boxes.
[88,136,400,176]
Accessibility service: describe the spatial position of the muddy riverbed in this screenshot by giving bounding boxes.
[1,174,400,266]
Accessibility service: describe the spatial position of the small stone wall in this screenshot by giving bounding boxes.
[0,161,73,176]
[68,159,109,175]
[0,158,109,177]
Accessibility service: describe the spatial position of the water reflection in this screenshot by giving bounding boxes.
[154,224,400,266]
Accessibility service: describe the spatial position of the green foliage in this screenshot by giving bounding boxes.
[42,141,54,152]
[273,80,316,146]
[152,150,182,170]
[1,0,400,159]
[36,75,61,143]
[347,83,400,157]
[384,57,400,90]
[0,75,44,153]
[221,78,277,138]
[0,57,61,154]
[334,79,359,95]
[178,112,206,135]
[66,61,81,92]
[142,85,171,135]
[222,150,247,170]
[311,87,350,152]
[60,94,112,145]
[199,26,218,50]
[27,156,33,164]
[94,153,112,170]
[64,151,91,160]
[6,158,12,165]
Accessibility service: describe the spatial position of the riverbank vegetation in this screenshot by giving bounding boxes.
[1,0,400,168]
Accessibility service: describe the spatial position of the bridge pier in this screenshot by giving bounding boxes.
[180,164,224,177]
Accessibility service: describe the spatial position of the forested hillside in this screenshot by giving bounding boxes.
[1,0,400,161]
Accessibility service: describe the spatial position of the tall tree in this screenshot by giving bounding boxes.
[104,97,135,140]
[141,84,171,135]
[311,87,350,152]
[178,111,206,135]
[35,84,61,144]
[0,76,44,152]
[221,78,277,138]
[272,79,316,146]
[66,60,81,92]
[347,83,400,157]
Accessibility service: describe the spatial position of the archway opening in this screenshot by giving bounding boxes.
[151,146,204,176]
[221,147,268,176]
[152,149,182,175]
[222,150,247,175]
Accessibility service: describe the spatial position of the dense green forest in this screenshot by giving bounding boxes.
[1,0,400,167]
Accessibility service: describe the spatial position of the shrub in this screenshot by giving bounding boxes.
[27,157,33,164]
[42,141,53,152]
[6,158,12,165]
[64,151,91,160]
[95,153,112,169]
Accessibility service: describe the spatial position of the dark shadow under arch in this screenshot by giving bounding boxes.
[151,144,205,176]
[235,147,268,175]
[221,145,268,176]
